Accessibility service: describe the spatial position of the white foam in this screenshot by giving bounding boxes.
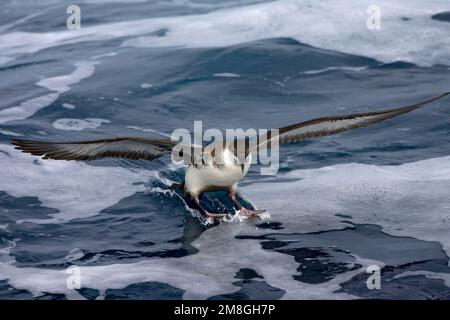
[64,248,85,262]
[62,103,75,109]
[0,8,54,35]
[140,83,153,88]
[0,144,149,224]
[122,0,450,67]
[241,156,450,254]
[36,61,96,93]
[0,221,362,299]
[91,52,117,60]
[0,148,374,299]
[126,125,172,138]
[0,93,59,124]
[0,1,449,67]
[213,72,241,78]
[3,151,447,298]
[0,129,22,137]
[126,125,142,130]
[302,66,369,75]
[53,118,110,131]
[0,61,97,124]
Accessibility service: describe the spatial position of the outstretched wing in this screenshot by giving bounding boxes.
[11,137,178,161]
[241,92,449,157]
[227,92,449,160]
[275,92,449,145]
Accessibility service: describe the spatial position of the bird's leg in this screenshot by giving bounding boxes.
[169,181,184,190]
[228,191,266,217]
[192,195,227,220]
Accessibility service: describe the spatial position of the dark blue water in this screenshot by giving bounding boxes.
[1,0,450,299]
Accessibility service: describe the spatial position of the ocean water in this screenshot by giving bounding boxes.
[1,0,450,300]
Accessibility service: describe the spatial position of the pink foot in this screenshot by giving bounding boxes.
[239,207,266,217]
[205,212,227,220]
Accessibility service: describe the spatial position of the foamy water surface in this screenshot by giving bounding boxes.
[1,0,450,299]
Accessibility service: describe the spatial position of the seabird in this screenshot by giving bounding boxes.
[11,92,449,220]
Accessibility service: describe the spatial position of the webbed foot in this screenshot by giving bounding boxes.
[239,207,266,217]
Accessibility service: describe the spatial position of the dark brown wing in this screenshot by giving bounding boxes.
[276,92,449,144]
[11,137,177,161]
[242,92,449,156]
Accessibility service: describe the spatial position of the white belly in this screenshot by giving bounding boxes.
[184,150,251,195]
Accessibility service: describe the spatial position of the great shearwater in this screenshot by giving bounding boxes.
[11,92,449,219]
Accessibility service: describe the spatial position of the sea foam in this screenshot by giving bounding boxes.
[1,146,449,298]
[0,0,449,67]
[0,61,97,124]
[0,220,362,299]
[241,156,450,254]
[53,118,110,131]
[0,144,149,224]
